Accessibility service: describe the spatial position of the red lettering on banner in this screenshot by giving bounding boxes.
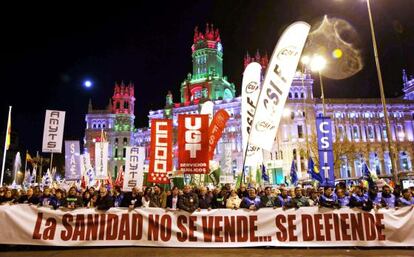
[43,218,56,240]
[340,213,351,240]
[236,216,249,242]
[301,214,314,241]
[275,215,287,241]
[32,213,43,240]
[61,214,73,241]
[363,213,376,241]
[177,215,187,242]
[224,216,236,242]
[86,214,99,240]
[350,213,364,241]
[333,213,341,240]
[131,214,143,240]
[98,214,106,240]
[118,214,130,240]
[189,216,198,242]
[160,215,172,242]
[287,215,297,241]
[72,214,85,241]
[214,216,223,242]
[314,214,324,241]
[375,214,386,241]
[106,214,118,240]
[148,214,160,241]
[202,216,213,242]
[323,214,333,241]
[249,216,258,242]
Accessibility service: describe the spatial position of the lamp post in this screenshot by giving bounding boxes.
[365,0,399,183]
[309,55,327,116]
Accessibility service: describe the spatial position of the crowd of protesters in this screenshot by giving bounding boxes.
[0,181,413,212]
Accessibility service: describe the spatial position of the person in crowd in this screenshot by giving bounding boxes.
[226,189,241,209]
[237,184,248,199]
[94,186,114,211]
[292,186,310,208]
[367,185,382,209]
[39,188,54,207]
[88,187,96,196]
[149,185,166,208]
[260,186,276,208]
[198,186,212,210]
[121,187,142,209]
[113,186,124,207]
[397,189,414,207]
[350,185,371,211]
[240,188,261,210]
[166,186,180,210]
[18,188,39,205]
[0,189,15,204]
[82,191,92,207]
[65,186,83,209]
[275,188,292,208]
[51,189,65,209]
[142,187,152,208]
[336,188,350,207]
[308,189,320,206]
[319,186,338,208]
[178,185,199,212]
[212,187,227,209]
[380,185,396,208]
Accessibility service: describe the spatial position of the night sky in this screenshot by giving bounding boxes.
[1,0,413,154]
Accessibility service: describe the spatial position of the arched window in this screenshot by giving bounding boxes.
[300,92,304,99]
[124,102,129,109]
[288,92,292,99]
[294,92,298,99]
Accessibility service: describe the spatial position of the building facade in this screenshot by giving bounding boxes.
[85,24,414,183]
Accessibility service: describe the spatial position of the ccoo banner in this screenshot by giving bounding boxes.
[148,119,173,184]
[207,109,230,160]
[123,146,145,191]
[94,142,109,180]
[178,114,209,174]
[42,110,65,153]
[316,117,335,186]
[249,22,310,151]
[64,141,81,181]
[241,62,263,166]
[1,205,414,247]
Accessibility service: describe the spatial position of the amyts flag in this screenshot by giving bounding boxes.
[148,119,173,184]
[178,114,209,174]
[249,22,310,151]
[207,109,230,160]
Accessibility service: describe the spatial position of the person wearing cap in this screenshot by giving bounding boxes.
[292,186,310,208]
[380,185,396,208]
[240,187,261,210]
[397,189,414,207]
[260,186,276,208]
[319,186,338,208]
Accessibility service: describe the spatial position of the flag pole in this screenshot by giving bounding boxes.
[1,106,12,186]
[50,153,54,172]
[24,150,28,174]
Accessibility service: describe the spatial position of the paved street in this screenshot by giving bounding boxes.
[1,247,413,257]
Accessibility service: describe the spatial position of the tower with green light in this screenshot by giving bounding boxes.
[180,24,236,104]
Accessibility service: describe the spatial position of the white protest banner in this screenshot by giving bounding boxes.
[42,110,65,153]
[241,62,263,166]
[250,22,310,150]
[94,142,108,180]
[123,146,145,191]
[0,205,413,247]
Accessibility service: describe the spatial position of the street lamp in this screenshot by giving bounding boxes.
[365,0,399,183]
[309,55,327,116]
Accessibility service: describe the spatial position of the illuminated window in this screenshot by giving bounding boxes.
[367,125,375,139]
[353,126,359,139]
[297,125,303,139]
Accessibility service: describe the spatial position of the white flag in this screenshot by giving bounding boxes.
[249,21,310,150]
[241,62,263,166]
[42,110,65,153]
[95,142,109,180]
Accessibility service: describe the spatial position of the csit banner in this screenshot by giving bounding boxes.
[178,114,209,174]
[148,119,173,184]
[64,141,81,181]
[1,205,414,247]
[316,117,335,186]
[207,109,230,160]
[123,146,145,191]
[42,110,65,153]
[249,22,310,151]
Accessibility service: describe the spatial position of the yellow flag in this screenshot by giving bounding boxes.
[5,109,11,150]
[26,152,33,162]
